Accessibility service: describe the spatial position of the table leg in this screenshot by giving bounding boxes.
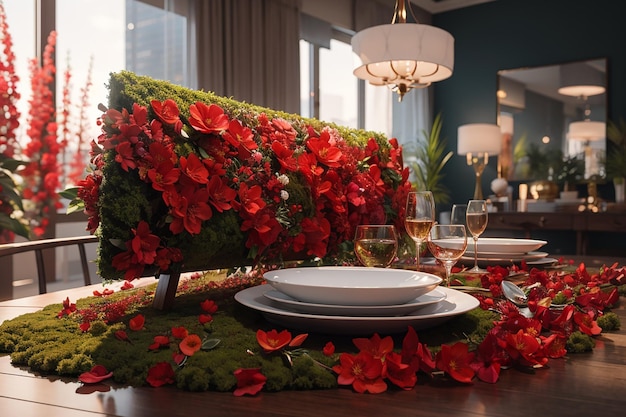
[152,271,180,310]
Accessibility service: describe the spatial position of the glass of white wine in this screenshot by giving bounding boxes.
[427,224,467,286]
[466,199,488,273]
[354,225,398,268]
[404,191,435,271]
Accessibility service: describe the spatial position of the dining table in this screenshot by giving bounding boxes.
[1,256,626,417]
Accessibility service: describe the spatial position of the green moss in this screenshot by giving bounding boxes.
[566,331,595,353]
[597,312,621,331]
[0,272,500,392]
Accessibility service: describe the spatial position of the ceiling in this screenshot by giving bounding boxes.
[411,0,496,14]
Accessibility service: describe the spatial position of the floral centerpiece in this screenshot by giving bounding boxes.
[72,71,411,284]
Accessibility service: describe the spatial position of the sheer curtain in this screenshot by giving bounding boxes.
[192,0,301,114]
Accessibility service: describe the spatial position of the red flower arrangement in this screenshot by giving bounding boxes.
[73,76,411,280]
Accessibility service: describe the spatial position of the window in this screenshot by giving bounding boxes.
[300,21,392,137]
[3,0,194,186]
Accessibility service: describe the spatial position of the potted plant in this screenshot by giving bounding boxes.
[556,154,584,199]
[605,118,626,203]
[409,113,453,205]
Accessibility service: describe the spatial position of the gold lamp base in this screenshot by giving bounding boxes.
[468,153,488,200]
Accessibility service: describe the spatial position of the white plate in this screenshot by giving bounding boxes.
[467,238,547,255]
[235,285,479,335]
[263,288,447,317]
[263,266,442,306]
[460,251,549,266]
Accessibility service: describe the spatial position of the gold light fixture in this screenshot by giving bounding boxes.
[457,123,502,200]
[351,0,454,102]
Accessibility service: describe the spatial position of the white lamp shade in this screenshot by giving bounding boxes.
[567,120,605,141]
[558,61,606,97]
[352,23,454,85]
[457,123,502,155]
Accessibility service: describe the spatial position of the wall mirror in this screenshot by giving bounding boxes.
[496,58,607,182]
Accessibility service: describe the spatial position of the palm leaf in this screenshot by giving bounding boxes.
[411,113,453,204]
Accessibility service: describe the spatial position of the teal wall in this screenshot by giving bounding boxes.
[432,0,624,207]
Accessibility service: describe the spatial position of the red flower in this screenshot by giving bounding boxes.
[188,102,229,134]
[207,176,237,213]
[179,334,202,356]
[166,185,213,235]
[171,326,188,339]
[223,119,257,155]
[233,368,267,396]
[306,132,343,167]
[79,322,90,333]
[130,221,160,265]
[120,280,134,290]
[435,342,475,383]
[146,362,175,387]
[148,335,170,350]
[179,153,209,185]
[151,99,182,132]
[199,314,213,325]
[115,330,131,343]
[114,141,137,171]
[333,351,387,394]
[128,314,145,331]
[470,332,503,384]
[353,333,394,361]
[256,329,292,353]
[79,365,113,384]
[200,299,218,314]
[384,351,417,390]
[57,297,76,318]
[322,341,335,357]
[504,329,541,366]
[574,311,602,336]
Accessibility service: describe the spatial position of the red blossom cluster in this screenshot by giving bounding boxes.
[19,31,63,237]
[0,1,20,157]
[80,98,410,280]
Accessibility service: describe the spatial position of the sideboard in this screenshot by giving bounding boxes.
[485,211,626,256]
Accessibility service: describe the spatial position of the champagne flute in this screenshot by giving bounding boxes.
[354,225,398,268]
[427,224,467,286]
[466,199,488,273]
[404,191,435,271]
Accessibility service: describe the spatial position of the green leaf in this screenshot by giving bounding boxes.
[201,338,221,350]
[66,199,85,215]
[59,187,79,200]
[0,214,30,239]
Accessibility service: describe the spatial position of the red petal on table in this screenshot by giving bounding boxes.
[79,365,113,384]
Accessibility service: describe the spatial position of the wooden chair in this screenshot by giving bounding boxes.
[0,235,98,295]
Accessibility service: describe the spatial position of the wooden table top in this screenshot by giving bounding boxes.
[1,275,626,417]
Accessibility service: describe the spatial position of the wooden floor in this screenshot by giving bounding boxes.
[2,277,626,416]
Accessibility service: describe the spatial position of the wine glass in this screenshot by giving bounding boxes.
[466,199,488,273]
[450,204,468,229]
[354,225,398,268]
[427,224,467,286]
[404,191,435,271]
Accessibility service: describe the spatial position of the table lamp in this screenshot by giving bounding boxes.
[457,123,502,200]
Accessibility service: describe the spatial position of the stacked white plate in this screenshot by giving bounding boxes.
[460,238,555,266]
[234,266,479,335]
